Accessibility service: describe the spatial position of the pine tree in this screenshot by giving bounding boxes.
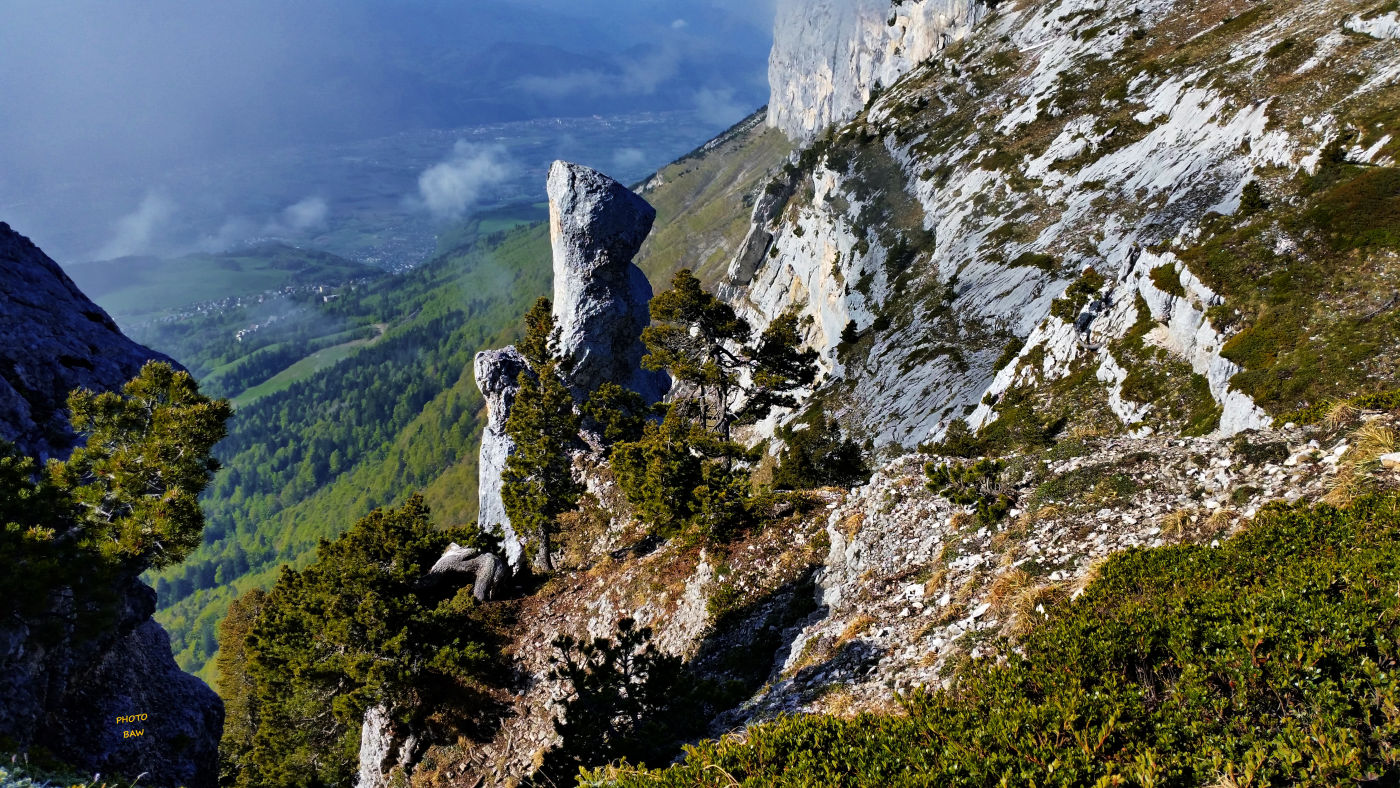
[611,405,705,534]
[217,587,267,787]
[773,417,870,490]
[542,618,697,780]
[642,269,817,444]
[501,297,582,572]
[236,496,499,788]
[581,381,649,454]
[51,361,232,569]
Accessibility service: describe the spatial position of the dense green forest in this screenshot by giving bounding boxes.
[147,224,552,678]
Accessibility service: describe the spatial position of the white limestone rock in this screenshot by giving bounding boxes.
[767,0,986,139]
[474,346,529,567]
[357,704,420,788]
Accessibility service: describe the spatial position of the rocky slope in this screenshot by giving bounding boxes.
[0,222,172,459]
[0,222,221,788]
[407,0,1400,782]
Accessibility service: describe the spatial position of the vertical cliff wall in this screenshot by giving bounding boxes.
[767,0,987,139]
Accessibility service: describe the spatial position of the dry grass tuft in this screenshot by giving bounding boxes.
[922,568,948,597]
[1323,399,1361,431]
[987,568,1032,614]
[1066,422,1112,441]
[1007,581,1068,637]
[1355,422,1396,460]
[1161,508,1193,539]
[1325,421,1397,507]
[836,614,877,647]
[842,512,865,540]
[1204,507,1237,533]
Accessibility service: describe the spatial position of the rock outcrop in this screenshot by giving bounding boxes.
[547,161,669,402]
[477,163,667,568]
[767,0,986,139]
[475,347,530,566]
[0,221,220,787]
[13,577,224,788]
[0,222,173,459]
[357,704,421,788]
[426,542,509,602]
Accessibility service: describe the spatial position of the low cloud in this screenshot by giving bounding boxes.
[96,193,174,259]
[416,142,513,219]
[694,87,748,127]
[283,196,329,231]
[671,18,688,29]
[611,147,647,172]
[514,41,685,100]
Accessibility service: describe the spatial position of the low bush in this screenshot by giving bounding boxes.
[925,459,1013,524]
[1048,267,1106,323]
[591,493,1400,786]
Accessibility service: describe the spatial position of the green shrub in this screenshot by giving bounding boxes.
[1239,180,1270,217]
[1265,37,1296,58]
[1048,267,1106,323]
[1008,251,1056,271]
[773,418,870,490]
[930,389,1062,459]
[591,493,1400,786]
[993,336,1025,371]
[925,459,1013,524]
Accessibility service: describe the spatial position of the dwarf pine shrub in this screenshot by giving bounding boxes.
[589,492,1400,786]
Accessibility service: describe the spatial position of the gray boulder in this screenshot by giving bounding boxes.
[426,542,509,602]
[547,161,670,402]
[0,221,173,459]
[474,346,529,567]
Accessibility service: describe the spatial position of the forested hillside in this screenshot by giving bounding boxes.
[151,224,552,677]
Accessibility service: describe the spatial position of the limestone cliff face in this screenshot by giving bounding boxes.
[767,0,986,139]
[477,163,666,569]
[0,221,221,787]
[728,0,1400,449]
[0,222,172,459]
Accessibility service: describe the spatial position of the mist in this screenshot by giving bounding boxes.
[0,0,774,262]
